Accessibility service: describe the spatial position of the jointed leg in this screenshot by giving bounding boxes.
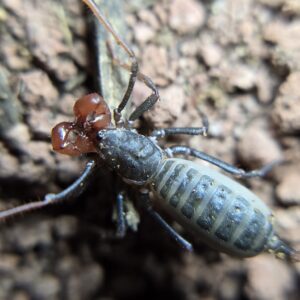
[151,115,208,139]
[106,44,160,124]
[151,109,209,139]
[128,74,159,122]
[115,59,138,123]
[115,192,126,238]
[106,56,160,123]
[139,190,193,251]
[168,146,280,178]
[82,0,138,123]
[0,159,98,221]
[151,127,207,139]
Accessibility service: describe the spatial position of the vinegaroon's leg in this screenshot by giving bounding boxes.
[115,192,126,238]
[139,190,193,251]
[82,0,138,123]
[151,115,209,138]
[106,51,160,123]
[0,159,98,221]
[167,146,281,178]
[151,127,207,138]
[128,74,160,122]
[151,108,209,139]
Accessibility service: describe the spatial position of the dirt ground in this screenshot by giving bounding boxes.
[0,0,299,299]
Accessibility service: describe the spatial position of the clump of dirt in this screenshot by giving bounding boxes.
[0,0,299,299]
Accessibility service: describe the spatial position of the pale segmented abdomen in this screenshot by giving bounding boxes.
[150,158,274,257]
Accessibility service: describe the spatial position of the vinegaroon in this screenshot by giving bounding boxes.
[0,0,299,260]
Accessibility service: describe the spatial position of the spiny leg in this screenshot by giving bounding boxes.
[140,190,193,251]
[167,146,281,178]
[0,159,98,221]
[82,0,138,123]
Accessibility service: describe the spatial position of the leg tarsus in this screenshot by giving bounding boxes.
[115,192,126,238]
[128,75,160,122]
[237,159,283,178]
[151,111,209,139]
[116,58,138,116]
[168,146,280,178]
[106,40,160,123]
[147,209,193,251]
[140,191,193,251]
[151,127,208,139]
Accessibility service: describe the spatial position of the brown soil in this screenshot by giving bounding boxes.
[0,0,299,299]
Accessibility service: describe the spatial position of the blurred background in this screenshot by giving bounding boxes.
[0,0,299,299]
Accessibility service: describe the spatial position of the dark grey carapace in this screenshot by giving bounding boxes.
[0,0,298,262]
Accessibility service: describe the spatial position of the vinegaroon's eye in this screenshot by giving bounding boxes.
[97,131,105,141]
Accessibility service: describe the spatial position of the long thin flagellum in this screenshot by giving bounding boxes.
[267,235,300,262]
[82,0,134,57]
[291,251,300,262]
[0,201,49,221]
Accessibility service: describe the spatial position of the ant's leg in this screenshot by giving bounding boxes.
[115,192,126,238]
[140,190,193,251]
[128,74,159,122]
[167,146,281,178]
[0,159,98,221]
[82,0,138,123]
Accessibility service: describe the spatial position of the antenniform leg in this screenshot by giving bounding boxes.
[88,0,162,123]
[140,190,193,251]
[0,160,98,221]
[167,146,280,178]
[82,0,138,123]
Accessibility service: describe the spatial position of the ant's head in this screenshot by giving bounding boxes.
[51,93,112,156]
